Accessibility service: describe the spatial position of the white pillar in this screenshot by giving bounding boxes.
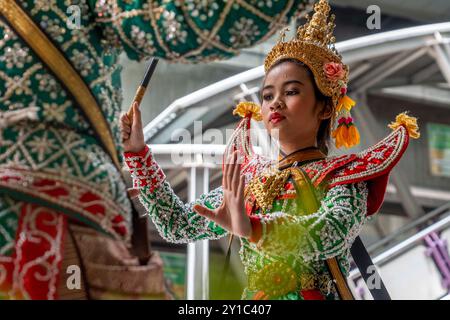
[186,165,210,300]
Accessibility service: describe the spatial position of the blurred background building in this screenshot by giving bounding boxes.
[120,1,450,300]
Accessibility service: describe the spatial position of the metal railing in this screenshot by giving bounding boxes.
[367,202,450,255]
[349,202,450,300]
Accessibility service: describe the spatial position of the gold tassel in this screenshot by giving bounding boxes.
[336,95,356,112]
[388,112,420,139]
[332,117,360,149]
[233,101,262,121]
[348,124,361,146]
[332,125,347,149]
[332,124,360,149]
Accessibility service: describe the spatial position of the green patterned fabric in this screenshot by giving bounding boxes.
[140,183,227,242]
[0,0,310,251]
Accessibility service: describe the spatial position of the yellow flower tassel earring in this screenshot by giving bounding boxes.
[332,116,360,148]
[332,86,360,149]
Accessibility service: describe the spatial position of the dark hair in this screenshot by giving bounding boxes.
[264,58,333,155]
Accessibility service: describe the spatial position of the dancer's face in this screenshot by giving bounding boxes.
[261,61,328,150]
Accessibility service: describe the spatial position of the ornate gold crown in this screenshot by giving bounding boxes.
[264,0,360,149]
[264,0,348,108]
[234,1,419,150]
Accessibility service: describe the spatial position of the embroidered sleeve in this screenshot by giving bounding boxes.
[249,182,368,262]
[93,0,308,63]
[124,145,227,243]
[123,145,165,192]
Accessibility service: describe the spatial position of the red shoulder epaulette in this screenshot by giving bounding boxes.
[303,126,410,215]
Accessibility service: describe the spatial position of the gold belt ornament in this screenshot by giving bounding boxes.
[248,261,322,298]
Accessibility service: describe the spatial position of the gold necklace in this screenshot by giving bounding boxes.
[245,168,291,212]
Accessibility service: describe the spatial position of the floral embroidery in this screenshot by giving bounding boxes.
[185,0,220,21]
[42,102,70,122]
[229,17,261,48]
[0,43,32,69]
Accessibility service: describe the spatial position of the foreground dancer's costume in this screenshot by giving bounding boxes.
[0,0,311,299]
[124,0,420,300]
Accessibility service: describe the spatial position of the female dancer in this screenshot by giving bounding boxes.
[121,0,419,300]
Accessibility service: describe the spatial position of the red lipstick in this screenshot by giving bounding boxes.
[269,112,286,124]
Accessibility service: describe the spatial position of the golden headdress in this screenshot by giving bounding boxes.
[264,0,359,149]
[232,1,420,158]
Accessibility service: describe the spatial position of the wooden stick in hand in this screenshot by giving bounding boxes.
[126,58,159,121]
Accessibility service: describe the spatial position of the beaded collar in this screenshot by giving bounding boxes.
[278,147,326,170]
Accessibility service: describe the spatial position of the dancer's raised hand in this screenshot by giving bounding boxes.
[193,151,252,238]
[120,102,145,153]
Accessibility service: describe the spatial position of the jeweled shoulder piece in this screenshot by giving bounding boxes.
[302,112,420,215]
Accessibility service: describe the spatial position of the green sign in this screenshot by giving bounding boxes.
[428,123,450,177]
[159,251,186,300]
